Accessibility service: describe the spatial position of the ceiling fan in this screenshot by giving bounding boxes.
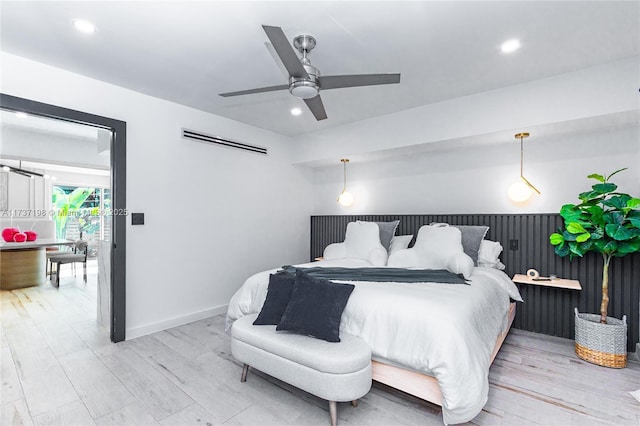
[219,25,401,121]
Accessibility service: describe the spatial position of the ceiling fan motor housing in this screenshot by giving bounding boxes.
[289,63,320,99]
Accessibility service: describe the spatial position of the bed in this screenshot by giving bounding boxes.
[226,254,522,424]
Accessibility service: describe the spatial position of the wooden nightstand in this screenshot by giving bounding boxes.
[512,274,582,290]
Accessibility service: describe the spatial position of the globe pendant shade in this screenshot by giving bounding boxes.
[508,181,532,203]
[338,191,354,206]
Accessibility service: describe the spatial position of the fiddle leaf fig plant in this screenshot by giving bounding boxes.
[550,168,640,324]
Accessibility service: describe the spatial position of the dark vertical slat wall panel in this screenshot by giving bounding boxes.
[310,214,639,352]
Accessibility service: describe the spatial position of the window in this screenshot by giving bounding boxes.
[52,185,109,257]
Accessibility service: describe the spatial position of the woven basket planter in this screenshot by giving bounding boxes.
[574,308,627,368]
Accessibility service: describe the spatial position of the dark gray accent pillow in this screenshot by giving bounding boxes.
[453,225,489,265]
[276,270,355,342]
[253,272,296,325]
[375,220,400,252]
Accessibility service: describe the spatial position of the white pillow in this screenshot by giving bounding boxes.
[478,240,506,270]
[446,252,475,278]
[388,225,474,279]
[323,221,388,266]
[389,235,412,254]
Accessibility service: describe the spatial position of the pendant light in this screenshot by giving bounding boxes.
[508,132,540,202]
[337,159,353,207]
[0,161,44,179]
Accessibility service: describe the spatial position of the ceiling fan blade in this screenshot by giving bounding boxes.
[219,84,289,97]
[304,95,327,121]
[262,25,309,79]
[319,73,401,90]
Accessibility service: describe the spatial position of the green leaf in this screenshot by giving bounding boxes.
[592,183,617,194]
[549,233,564,245]
[576,232,591,242]
[578,190,601,202]
[67,188,93,210]
[603,211,625,225]
[585,205,605,226]
[627,198,640,209]
[630,218,640,229]
[560,204,582,222]
[567,222,587,234]
[51,187,65,204]
[562,230,577,242]
[595,239,618,254]
[568,241,586,257]
[590,227,604,240]
[605,223,635,241]
[554,244,570,257]
[615,238,640,256]
[587,173,605,183]
[603,194,631,210]
[580,239,594,251]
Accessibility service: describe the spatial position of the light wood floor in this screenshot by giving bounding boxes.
[1,274,639,426]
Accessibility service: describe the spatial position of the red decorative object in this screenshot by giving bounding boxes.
[2,227,20,242]
[25,231,38,241]
[13,232,27,243]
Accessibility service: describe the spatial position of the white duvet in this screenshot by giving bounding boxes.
[226,258,523,425]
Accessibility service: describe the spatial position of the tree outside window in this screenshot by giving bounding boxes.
[52,186,108,257]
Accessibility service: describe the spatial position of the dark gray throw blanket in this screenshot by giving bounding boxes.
[279,265,469,285]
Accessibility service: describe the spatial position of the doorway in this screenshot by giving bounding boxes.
[0,93,126,342]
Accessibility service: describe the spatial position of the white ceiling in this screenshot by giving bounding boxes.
[1,1,638,137]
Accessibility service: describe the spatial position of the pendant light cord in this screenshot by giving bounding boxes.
[520,135,524,178]
[343,160,347,193]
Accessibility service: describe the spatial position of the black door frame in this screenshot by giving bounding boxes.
[1,93,127,342]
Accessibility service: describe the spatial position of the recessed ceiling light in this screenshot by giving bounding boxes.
[73,19,96,34]
[290,107,302,116]
[501,39,521,54]
[15,111,28,118]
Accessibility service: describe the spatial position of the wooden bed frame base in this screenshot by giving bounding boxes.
[371,302,516,406]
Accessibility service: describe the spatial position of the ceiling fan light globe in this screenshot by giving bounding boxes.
[290,83,319,99]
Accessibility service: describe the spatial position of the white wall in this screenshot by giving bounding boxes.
[5,172,33,210]
[312,125,640,215]
[2,171,48,214]
[1,52,313,338]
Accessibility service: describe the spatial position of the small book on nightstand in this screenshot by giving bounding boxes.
[512,274,582,290]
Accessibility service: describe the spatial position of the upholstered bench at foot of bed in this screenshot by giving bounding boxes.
[231,313,372,426]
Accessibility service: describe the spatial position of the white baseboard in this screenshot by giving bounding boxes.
[125,304,228,340]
